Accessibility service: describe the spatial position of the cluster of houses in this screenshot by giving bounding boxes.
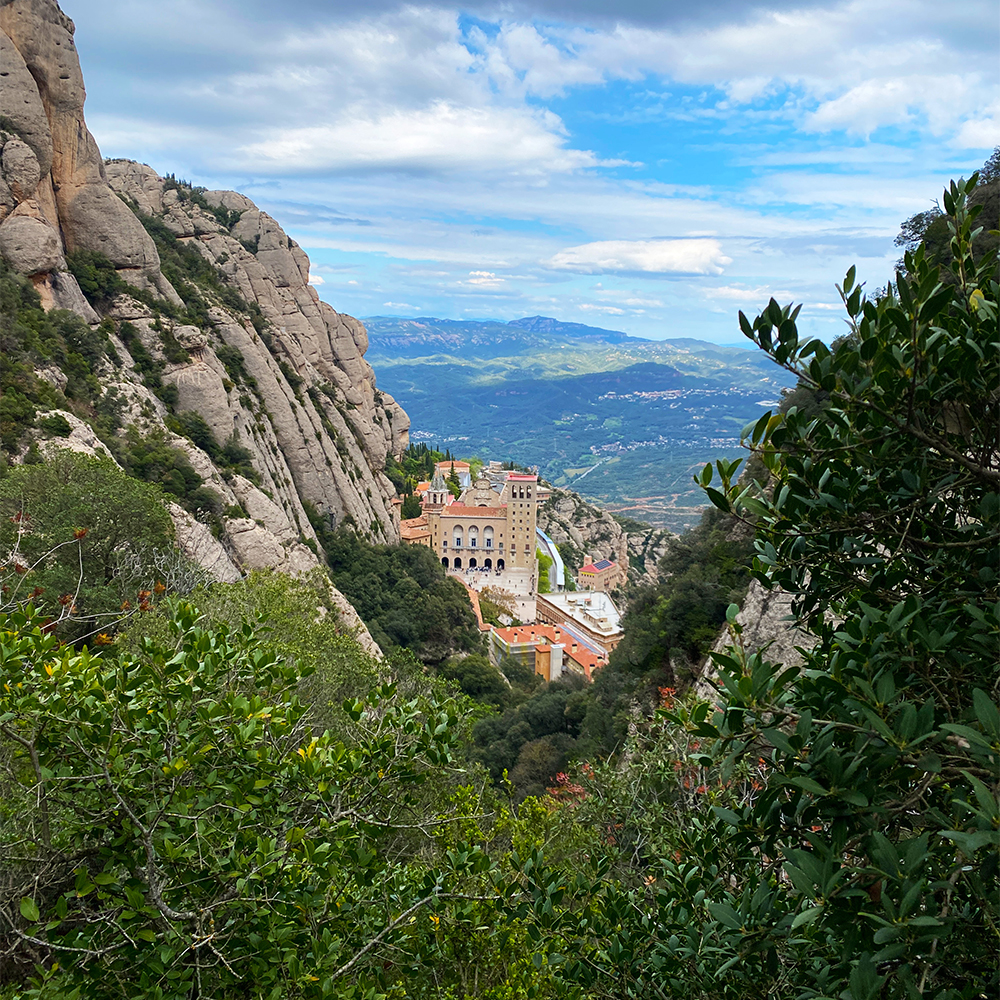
[396,461,626,686]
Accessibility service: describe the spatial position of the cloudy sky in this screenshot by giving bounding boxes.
[69,0,998,342]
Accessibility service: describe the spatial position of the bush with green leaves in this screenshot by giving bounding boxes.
[117,568,385,738]
[320,527,482,665]
[0,451,176,639]
[0,602,494,999]
[0,259,116,452]
[523,173,999,999]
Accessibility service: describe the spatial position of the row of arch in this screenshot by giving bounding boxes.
[443,557,504,570]
[451,525,496,549]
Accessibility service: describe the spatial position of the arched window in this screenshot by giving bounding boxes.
[453,557,462,569]
[497,558,505,571]
[469,525,479,548]
[469,557,477,568]
[484,558,492,569]
[453,525,463,548]
[441,557,449,568]
[484,526,494,548]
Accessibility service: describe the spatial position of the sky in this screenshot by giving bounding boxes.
[67,0,999,343]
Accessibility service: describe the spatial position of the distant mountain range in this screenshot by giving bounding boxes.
[361,315,641,359]
[364,316,796,531]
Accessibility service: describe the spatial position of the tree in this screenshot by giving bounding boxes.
[401,492,423,519]
[894,146,998,274]
[478,585,519,626]
[447,463,462,498]
[524,174,999,999]
[0,451,177,639]
[536,548,553,593]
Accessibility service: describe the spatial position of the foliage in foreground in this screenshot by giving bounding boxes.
[0,603,484,998]
[525,173,999,999]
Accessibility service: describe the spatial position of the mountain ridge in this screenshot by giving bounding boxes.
[0,0,408,614]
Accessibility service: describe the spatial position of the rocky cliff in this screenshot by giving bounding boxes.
[695,579,816,702]
[538,486,672,587]
[0,0,409,587]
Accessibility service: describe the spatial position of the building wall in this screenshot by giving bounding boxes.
[501,475,538,572]
[579,563,625,592]
[535,593,624,657]
[424,473,539,574]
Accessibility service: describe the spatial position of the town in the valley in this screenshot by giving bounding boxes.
[396,461,626,685]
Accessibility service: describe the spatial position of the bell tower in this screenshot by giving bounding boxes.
[502,474,538,571]
[425,471,450,508]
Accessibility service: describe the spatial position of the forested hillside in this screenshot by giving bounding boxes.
[1,148,997,1000]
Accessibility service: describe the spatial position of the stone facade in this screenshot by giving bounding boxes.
[423,472,539,574]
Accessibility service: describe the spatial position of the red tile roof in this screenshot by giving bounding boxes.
[491,623,600,681]
[580,559,616,574]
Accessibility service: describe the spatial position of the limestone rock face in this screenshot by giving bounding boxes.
[5,0,409,655]
[101,165,411,543]
[0,211,62,273]
[625,525,673,583]
[0,27,53,177]
[321,583,383,659]
[32,409,117,462]
[1,139,41,200]
[539,488,629,578]
[167,503,242,584]
[0,0,180,308]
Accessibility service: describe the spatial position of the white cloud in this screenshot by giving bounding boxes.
[308,273,325,285]
[383,301,421,310]
[235,102,609,175]
[579,303,626,314]
[711,284,788,302]
[952,103,1000,148]
[546,238,731,275]
[805,75,971,136]
[476,2,996,140]
[466,270,505,286]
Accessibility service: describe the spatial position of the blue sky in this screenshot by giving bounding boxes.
[68,0,998,342]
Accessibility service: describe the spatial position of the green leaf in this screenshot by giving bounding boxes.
[791,905,824,929]
[786,775,828,796]
[973,689,1000,740]
[706,902,742,930]
[19,897,40,923]
[704,487,731,513]
[712,806,742,827]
